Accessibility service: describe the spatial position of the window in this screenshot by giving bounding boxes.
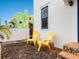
[41,6,48,29]
[29,17,31,20]
[19,21,22,24]
[9,22,15,28]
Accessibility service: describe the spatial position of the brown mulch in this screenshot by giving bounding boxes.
[1,40,62,59]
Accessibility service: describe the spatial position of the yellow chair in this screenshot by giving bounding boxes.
[27,31,39,46]
[37,32,54,51]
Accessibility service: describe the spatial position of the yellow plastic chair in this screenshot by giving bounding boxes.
[37,32,54,51]
[27,31,39,46]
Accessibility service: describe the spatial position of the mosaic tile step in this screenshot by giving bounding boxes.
[63,42,79,56]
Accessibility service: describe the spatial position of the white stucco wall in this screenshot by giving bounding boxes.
[34,0,77,48]
[9,29,29,40]
[0,29,29,42]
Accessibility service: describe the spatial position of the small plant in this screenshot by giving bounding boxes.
[0,25,11,40]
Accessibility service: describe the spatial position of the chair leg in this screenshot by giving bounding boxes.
[27,39,33,44]
[27,40,29,44]
[34,41,36,46]
[46,43,51,50]
[38,42,42,51]
[38,44,41,51]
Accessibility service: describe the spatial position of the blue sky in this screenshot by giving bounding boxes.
[0,0,33,24]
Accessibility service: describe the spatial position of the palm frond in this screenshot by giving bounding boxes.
[0,25,11,40]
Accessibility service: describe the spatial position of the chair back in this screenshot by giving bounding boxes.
[33,31,39,39]
[48,32,54,41]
